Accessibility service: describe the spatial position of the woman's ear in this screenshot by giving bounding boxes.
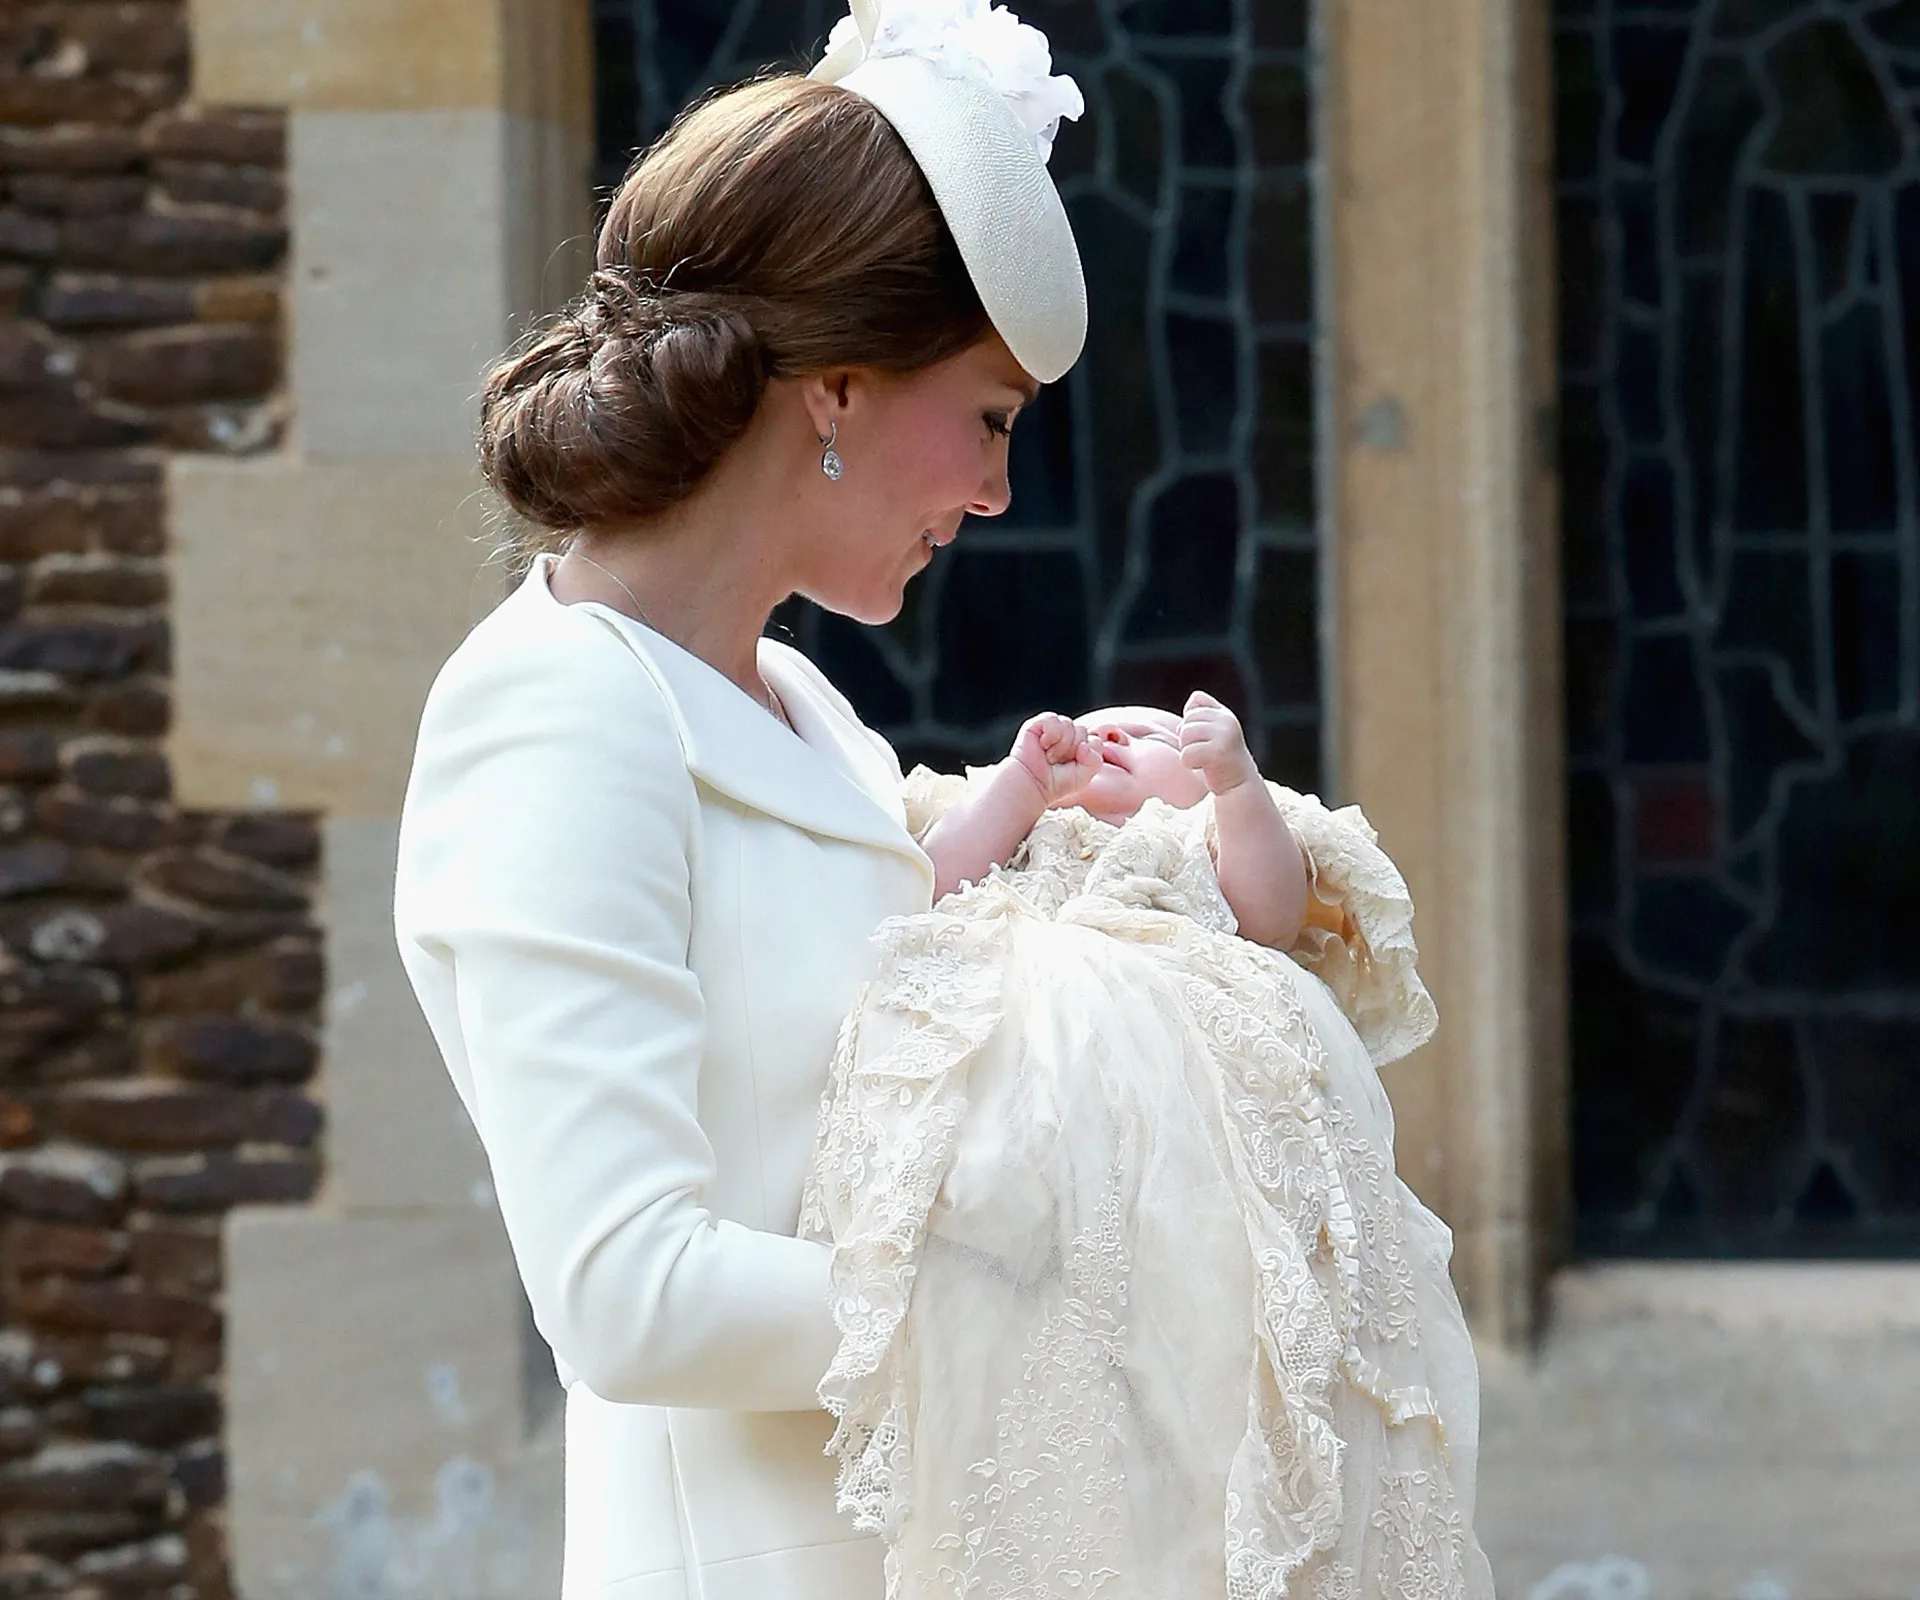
[798,370,856,439]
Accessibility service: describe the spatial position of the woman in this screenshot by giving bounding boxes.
[392,2,1088,1595]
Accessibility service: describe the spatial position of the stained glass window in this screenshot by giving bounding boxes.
[1557,0,1920,1255]
[594,0,1321,787]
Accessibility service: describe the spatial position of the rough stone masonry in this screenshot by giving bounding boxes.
[0,5,317,1598]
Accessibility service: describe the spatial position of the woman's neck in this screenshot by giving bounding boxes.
[555,470,792,702]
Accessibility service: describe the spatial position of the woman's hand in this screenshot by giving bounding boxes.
[1179,690,1260,796]
[1011,712,1105,808]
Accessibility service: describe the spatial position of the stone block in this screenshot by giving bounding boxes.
[70,1531,190,1588]
[84,325,278,408]
[146,1015,315,1086]
[1478,1265,1920,1598]
[83,679,167,738]
[9,174,149,218]
[30,560,169,612]
[290,110,514,457]
[143,109,283,168]
[125,1219,218,1298]
[154,161,284,216]
[209,816,317,870]
[0,1441,169,1513]
[189,0,508,114]
[77,1386,220,1452]
[48,1081,318,1153]
[61,740,170,797]
[142,849,305,913]
[0,1146,127,1226]
[325,818,487,1210]
[224,1208,560,1600]
[2,1508,162,1559]
[167,455,500,816]
[61,210,287,278]
[4,1220,129,1278]
[132,1149,318,1212]
[0,126,143,175]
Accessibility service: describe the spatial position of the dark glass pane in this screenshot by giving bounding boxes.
[1616,26,1691,165]
[932,549,1090,726]
[1242,61,1309,170]
[1171,185,1235,300]
[1570,936,1700,1219]
[1555,27,1604,183]
[1619,181,1663,308]
[1809,190,1856,301]
[1567,770,1618,919]
[1254,338,1314,526]
[1633,767,1717,864]
[1759,21,1903,177]
[1674,57,1765,256]
[1715,662,1822,840]
[1831,551,1902,722]
[1105,63,1166,208]
[1734,188,1810,531]
[1167,313,1239,452]
[1622,457,1684,617]
[1248,174,1311,326]
[1718,549,1817,708]
[1821,300,1898,532]
[1121,0,1230,41]
[1251,547,1319,706]
[1750,732,1920,989]
[1693,1016,1807,1218]
[1124,475,1240,640]
[1818,1019,1920,1213]
[1630,875,1749,984]
[1621,635,1710,763]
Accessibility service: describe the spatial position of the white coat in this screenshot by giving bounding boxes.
[393,557,934,1600]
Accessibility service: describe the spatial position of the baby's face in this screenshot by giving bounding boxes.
[1073,706,1208,824]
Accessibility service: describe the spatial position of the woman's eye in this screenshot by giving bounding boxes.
[984,412,1013,439]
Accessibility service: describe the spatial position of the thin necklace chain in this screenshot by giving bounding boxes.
[568,547,790,729]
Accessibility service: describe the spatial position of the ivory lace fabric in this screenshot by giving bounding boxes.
[800,774,1493,1600]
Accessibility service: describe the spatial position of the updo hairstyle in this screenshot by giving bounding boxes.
[479,75,991,541]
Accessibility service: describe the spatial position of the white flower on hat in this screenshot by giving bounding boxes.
[816,0,1086,163]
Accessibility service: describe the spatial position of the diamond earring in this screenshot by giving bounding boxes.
[819,422,844,481]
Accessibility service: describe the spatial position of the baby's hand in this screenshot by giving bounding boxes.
[1180,690,1260,795]
[1011,712,1103,808]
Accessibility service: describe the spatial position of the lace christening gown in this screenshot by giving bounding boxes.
[800,772,1494,1600]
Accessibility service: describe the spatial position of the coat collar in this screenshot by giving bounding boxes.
[528,561,929,874]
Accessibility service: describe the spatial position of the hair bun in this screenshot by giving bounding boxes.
[479,270,770,533]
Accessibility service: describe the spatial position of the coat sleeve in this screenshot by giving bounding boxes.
[394,610,841,1411]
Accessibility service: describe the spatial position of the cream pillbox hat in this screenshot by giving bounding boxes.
[810,0,1088,384]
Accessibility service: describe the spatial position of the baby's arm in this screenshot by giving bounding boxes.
[1179,691,1310,949]
[921,714,1101,900]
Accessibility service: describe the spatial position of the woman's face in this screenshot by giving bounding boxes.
[792,332,1037,625]
[1074,707,1209,823]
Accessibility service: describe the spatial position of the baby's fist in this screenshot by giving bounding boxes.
[1180,690,1259,795]
[1011,712,1103,808]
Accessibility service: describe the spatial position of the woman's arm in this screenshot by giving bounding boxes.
[920,713,1100,898]
[1179,691,1309,949]
[395,614,839,1411]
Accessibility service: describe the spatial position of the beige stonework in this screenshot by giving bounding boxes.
[1323,0,1565,1345]
[187,0,593,127]
[1477,1265,1920,1597]
[225,1209,562,1600]
[168,454,501,818]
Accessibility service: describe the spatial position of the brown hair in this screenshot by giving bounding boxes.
[479,75,990,540]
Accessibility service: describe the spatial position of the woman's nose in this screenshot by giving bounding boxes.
[968,460,1012,518]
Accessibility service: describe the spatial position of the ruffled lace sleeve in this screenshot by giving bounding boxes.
[901,764,971,842]
[1268,784,1438,1067]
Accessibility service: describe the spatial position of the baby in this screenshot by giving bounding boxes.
[803,692,1491,1600]
[919,690,1326,948]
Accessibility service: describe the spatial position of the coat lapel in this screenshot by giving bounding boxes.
[570,592,927,871]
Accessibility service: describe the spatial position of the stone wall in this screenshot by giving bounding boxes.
[0,6,308,1596]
